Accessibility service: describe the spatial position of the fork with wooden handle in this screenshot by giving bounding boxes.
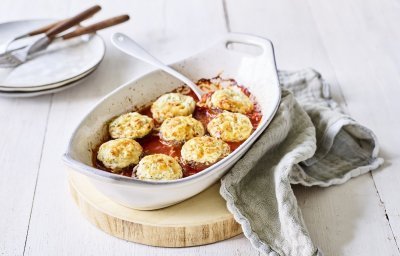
[1,5,101,53]
[0,20,66,54]
[0,14,129,68]
[0,5,101,68]
[61,15,130,40]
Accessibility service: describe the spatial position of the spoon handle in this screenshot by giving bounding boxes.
[111,33,204,99]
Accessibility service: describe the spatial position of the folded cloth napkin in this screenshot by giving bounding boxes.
[220,68,384,256]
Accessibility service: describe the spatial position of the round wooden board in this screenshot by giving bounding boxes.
[68,171,242,247]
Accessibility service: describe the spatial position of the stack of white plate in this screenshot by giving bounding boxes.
[0,20,105,97]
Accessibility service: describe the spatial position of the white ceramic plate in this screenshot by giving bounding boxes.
[63,33,281,210]
[0,64,98,98]
[0,19,105,92]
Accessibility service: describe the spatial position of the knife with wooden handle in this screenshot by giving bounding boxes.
[0,5,103,67]
[0,5,101,55]
[62,15,130,40]
[26,20,65,37]
[46,5,101,39]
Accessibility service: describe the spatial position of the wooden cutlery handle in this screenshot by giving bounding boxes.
[27,20,65,36]
[62,15,130,40]
[46,5,101,38]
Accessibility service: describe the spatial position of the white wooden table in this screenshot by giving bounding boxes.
[1,0,399,255]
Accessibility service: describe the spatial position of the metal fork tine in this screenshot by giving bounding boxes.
[0,37,48,68]
[0,53,22,68]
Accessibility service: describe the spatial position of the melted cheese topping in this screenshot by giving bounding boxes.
[181,136,230,165]
[207,112,253,142]
[210,86,254,114]
[160,116,205,144]
[97,138,142,172]
[151,93,196,123]
[136,154,183,181]
[109,112,154,139]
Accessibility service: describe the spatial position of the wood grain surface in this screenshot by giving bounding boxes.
[68,172,241,247]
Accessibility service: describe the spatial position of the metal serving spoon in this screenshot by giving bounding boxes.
[111,32,204,99]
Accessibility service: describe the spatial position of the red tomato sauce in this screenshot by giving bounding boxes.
[93,80,263,178]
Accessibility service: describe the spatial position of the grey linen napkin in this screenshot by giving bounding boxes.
[220,68,383,256]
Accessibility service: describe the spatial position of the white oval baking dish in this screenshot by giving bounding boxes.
[63,33,280,210]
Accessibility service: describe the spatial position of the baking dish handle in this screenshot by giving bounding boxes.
[221,33,275,58]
